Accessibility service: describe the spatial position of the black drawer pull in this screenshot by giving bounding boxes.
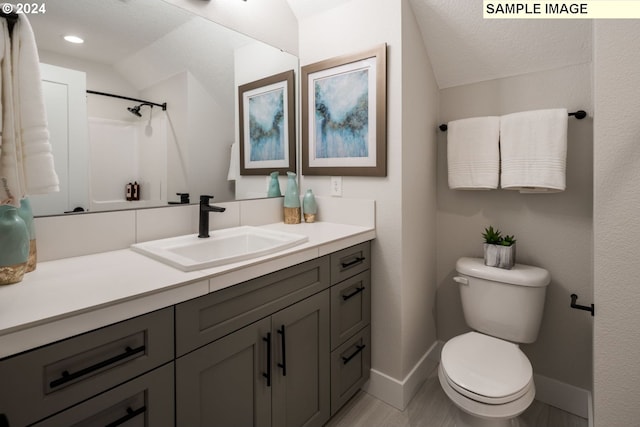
[342,344,366,365]
[340,256,365,269]
[263,333,272,387]
[49,345,146,389]
[342,286,365,301]
[105,406,146,427]
[277,325,287,376]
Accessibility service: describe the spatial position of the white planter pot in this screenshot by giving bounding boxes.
[483,243,516,269]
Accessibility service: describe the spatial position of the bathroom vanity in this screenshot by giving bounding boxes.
[0,222,373,427]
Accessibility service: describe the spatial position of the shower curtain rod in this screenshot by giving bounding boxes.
[86,90,167,111]
[438,110,587,132]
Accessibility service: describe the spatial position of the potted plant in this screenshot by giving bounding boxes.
[482,226,516,269]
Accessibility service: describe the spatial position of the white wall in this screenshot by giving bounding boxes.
[593,21,640,425]
[162,0,299,55]
[39,51,141,122]
[437,63,593,390]
[298,0,439,408]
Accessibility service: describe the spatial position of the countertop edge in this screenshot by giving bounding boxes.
[0,222,375,359]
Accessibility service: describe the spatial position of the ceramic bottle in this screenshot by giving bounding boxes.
[283,171,301,224]
[302,189,317,223]
[0,205,30,285]
[17,198,37,272]
[267,171,282,197]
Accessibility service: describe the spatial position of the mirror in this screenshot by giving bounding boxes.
[24,0,298,216]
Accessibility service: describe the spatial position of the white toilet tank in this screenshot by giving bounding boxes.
[455,257,551,344]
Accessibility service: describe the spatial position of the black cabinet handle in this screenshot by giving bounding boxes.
[342,286,365,301]
[105,406,146,427]
[342,344,366,365]
[340,256,365,269]
[263,333,272,387]
[277,325,287,376]
[49,345,146,389]
[0,413,9,427]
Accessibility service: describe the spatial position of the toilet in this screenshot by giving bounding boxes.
[438,257,550,427]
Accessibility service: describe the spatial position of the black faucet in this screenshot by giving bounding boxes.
[198,195,226,238]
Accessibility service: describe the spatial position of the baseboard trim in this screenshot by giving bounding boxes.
[533,373,591,419]
[363,340,440,410]
[364,339,591,422]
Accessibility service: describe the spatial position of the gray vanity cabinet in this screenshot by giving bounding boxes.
[175,258,331,427]
[271,290,330,427]
[32,362,174,427]
[328,242,372,415]
[176,317,272,427]
[0,241,372,427]
[0,307,174,427]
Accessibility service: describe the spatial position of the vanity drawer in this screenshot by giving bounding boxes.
[33,362,174,427]
[330,325,371,415]
[0,307,174,427]
[176,256,330,356]
[330,242,371,285]
[330,270,371,350]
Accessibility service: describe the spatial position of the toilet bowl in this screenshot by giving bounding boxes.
[439,332,535,427]
[438,258,550,427]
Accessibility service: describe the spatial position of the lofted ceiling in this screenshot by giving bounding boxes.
[286,0,592,89]
[27,0,593,92]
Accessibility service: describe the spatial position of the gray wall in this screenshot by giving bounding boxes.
[593,21,640,425]
[436,63,593,390]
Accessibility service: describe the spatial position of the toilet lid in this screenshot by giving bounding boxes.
[441,332,532,400]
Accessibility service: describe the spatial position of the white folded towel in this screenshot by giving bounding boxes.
[500,108,567,193]
[13,13,59,197]
[0,12,59,207]
[227,142,239,181]
[447,116,500,190]
[0,18,22,206]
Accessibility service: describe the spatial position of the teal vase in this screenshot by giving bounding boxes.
[0,205,30,285]
[267,171,282,197]
[18,198,37,272]
[302,189,317,223]
[283,172,301,224]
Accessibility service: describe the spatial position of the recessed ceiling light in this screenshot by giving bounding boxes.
[63,35,84,44]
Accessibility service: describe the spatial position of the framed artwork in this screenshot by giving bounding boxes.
[239,70,296,175]
[301,44,387,176]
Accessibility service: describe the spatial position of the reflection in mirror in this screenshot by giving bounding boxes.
[23,0,298,216]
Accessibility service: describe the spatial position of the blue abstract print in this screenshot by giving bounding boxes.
[249,88,285,161]
[314,69,369,159]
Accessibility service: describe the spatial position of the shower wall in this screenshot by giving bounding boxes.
[88,115,168,211]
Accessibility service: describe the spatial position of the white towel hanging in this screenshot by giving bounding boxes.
[447,116,500,190]
[500,108,568,193]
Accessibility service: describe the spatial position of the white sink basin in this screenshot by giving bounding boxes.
[131,226,308,271]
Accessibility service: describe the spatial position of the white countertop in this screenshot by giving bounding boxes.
[0,221,375,358]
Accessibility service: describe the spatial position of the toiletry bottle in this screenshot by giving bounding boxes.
[126,182,133,201]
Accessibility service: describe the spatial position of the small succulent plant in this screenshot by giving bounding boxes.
[482,226,503,245]
[482,226,516,246]
[501,235,516,247]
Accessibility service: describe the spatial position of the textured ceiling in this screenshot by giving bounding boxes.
[25,0,254,95]
[28,0,593,92]
[407,0,592,88]
[286,0,592,89]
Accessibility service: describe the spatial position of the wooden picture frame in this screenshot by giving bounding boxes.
[301,44,387,176]
[239,70,296,175]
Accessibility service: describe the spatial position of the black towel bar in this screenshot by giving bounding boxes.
[439,110,587,132]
